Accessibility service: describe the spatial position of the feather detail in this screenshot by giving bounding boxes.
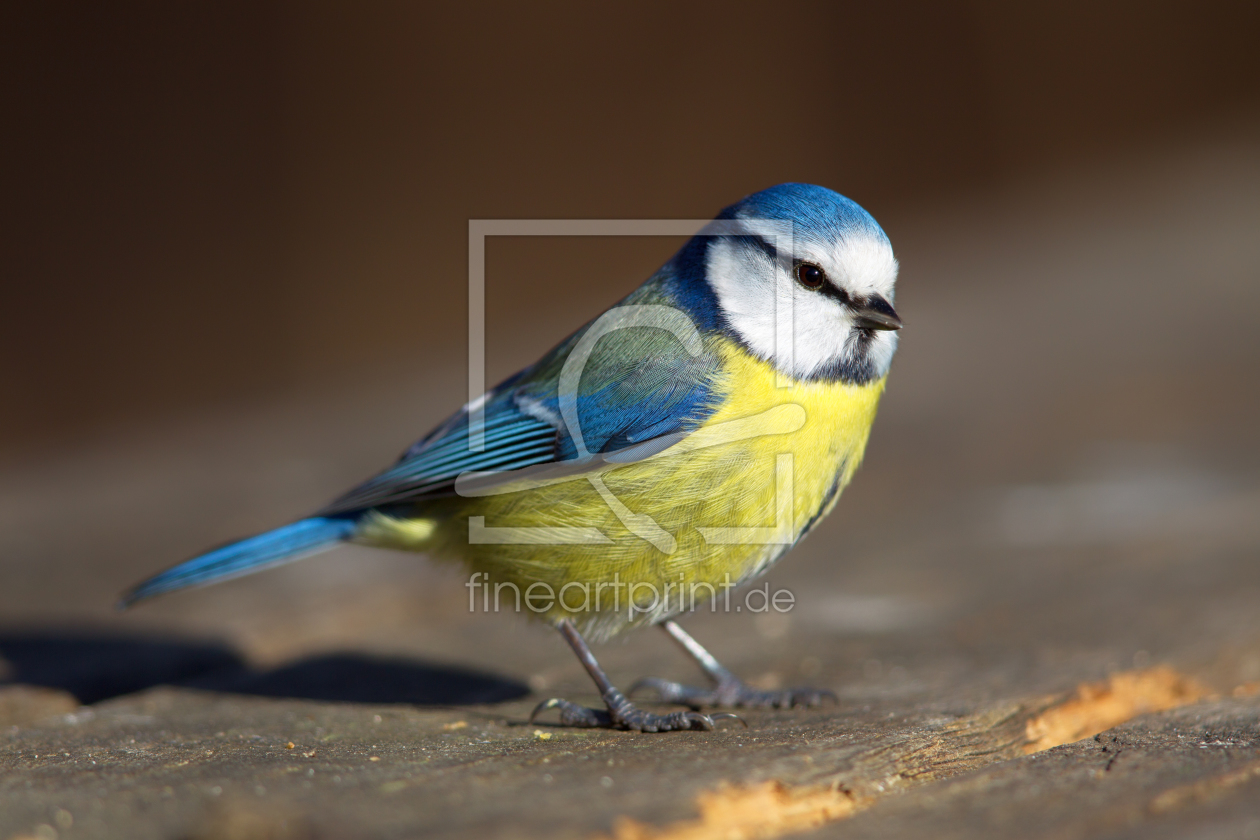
[119,517,357,606]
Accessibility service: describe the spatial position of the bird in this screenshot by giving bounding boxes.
[122,183,902,733]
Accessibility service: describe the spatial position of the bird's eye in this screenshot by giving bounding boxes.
[794,262,827,291]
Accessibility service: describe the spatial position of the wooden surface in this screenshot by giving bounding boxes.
[2,131,1259,839]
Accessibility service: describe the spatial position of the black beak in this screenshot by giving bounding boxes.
[851,295,902,331]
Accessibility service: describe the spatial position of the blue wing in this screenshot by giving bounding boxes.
[317,384,559,512]
[319,283,724,515]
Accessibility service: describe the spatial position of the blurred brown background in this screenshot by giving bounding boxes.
[5,1,1260,456]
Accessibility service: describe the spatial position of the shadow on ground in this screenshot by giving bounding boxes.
[0,631,529,706]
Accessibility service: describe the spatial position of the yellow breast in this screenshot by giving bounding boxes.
[360,338,886,637]
[677,339,886,555]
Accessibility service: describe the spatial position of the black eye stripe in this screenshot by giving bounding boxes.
[794,261,851,304]
[820,284,851,305]
[731,236,854,304]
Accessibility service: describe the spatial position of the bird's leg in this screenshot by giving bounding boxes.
[530,619,738,732]
[629,620,837,709]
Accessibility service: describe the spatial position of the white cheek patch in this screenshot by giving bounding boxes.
[706,236,899,381]
[705,239,778,359]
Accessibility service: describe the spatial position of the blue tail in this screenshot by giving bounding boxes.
[120,516,358,607]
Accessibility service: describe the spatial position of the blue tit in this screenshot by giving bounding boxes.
[124,183,902,732]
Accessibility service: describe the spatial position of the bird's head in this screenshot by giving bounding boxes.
[696,183,900,384]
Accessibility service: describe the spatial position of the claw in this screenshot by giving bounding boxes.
[628,674,838,710]
[529,698,611,728]
[529,697,560,724]
[710,712,749,729]
[530,691,717,732]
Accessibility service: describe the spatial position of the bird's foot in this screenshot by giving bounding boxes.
[629,675,837,709]
[530,687,742,732]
